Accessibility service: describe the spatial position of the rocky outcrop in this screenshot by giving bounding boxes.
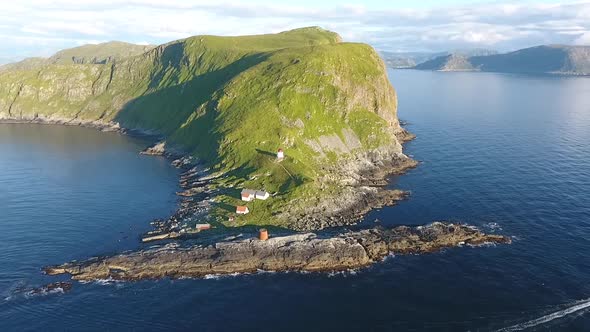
[283,151,418,231]
[44,222,510,281]
[140,141,167,156]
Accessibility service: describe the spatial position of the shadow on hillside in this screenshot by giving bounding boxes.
[279,174,305,192]
[255,148,276,157]
[114,52,269,164]
[216,201,236,213]
[221,163,258,182]
[219,187,241,200]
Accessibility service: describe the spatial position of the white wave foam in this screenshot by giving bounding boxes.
[382,252,396,262]
[177,276,195,280]
[24,287,64,298]
[484,222,503,231]
[203,272,249,280]
[88,277,124,286]
[467,241,497,248]
[327,269,359,278]
[497,298,590,331]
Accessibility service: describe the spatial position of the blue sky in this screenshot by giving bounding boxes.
[1,0,589,64]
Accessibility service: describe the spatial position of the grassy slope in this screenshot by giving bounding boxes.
[0,27,401,227]
[49,41,155,64]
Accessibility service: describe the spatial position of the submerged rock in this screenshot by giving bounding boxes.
[44,222,510,281]
[140,141,167,156]
[25,282,73,296]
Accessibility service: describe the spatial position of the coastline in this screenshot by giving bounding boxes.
[0,117,420,234]
[44,222,511,281]
[2,119,510,284]
[0,118,121,132]
[0,118,208,241]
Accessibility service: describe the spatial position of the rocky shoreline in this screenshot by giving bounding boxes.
[0,118,122,132]
[0,118,419,234]
[44,222,510,281]
[0,119,213,240]
[286,155,418,231]
[4,119,511,286]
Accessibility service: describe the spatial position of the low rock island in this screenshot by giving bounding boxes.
[45,222,510,281]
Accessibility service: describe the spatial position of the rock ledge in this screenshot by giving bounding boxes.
[45,222,510,281]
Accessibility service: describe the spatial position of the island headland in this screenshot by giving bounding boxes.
[0,26,418,231]
[0,27,509,282]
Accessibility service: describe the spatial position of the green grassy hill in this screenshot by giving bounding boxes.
[49,41,155,64]
[0,27,409,229]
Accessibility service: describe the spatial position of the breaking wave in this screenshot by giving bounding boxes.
[483,222,503,232]
[497,298,590,331]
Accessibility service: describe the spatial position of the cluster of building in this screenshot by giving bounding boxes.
[241,189,270,201]
[236,189,269,214]
[234,148,284,215]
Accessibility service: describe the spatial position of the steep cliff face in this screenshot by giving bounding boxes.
[0,27,412,229]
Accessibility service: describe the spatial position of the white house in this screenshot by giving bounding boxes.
[255,190,270,200]
[241,189,256,201]
[236,206,249,214]
[277,148,284,160]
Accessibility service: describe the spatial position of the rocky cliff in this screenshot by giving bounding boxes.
[0,27,413,229]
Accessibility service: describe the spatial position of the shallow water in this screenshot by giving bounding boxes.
[1,70,590,331]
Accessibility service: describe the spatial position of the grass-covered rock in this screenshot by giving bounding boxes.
[0,27,413,229]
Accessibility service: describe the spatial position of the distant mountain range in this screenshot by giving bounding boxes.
[383,45,590,76]
[380,49,498,69]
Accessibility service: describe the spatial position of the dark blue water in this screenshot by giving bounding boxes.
[1,71,590,331]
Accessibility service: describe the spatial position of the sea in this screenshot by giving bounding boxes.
[0,70,589,331]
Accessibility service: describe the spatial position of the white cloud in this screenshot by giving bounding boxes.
[574,32,590,44]
[1,0,590,61]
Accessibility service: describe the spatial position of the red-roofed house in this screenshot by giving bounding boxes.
[236,206,249,215]
[241,189,256,201]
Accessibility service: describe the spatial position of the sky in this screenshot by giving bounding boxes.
[1,0,590,64]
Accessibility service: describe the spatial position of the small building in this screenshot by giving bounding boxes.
[195,223,211,231]
[241,189,256,201]
[277,148,284,160]
[255,190,270,200]
[259,228,269,241]
[236,206,249,214]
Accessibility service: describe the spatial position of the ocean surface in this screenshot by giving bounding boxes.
[1,70,589,331]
